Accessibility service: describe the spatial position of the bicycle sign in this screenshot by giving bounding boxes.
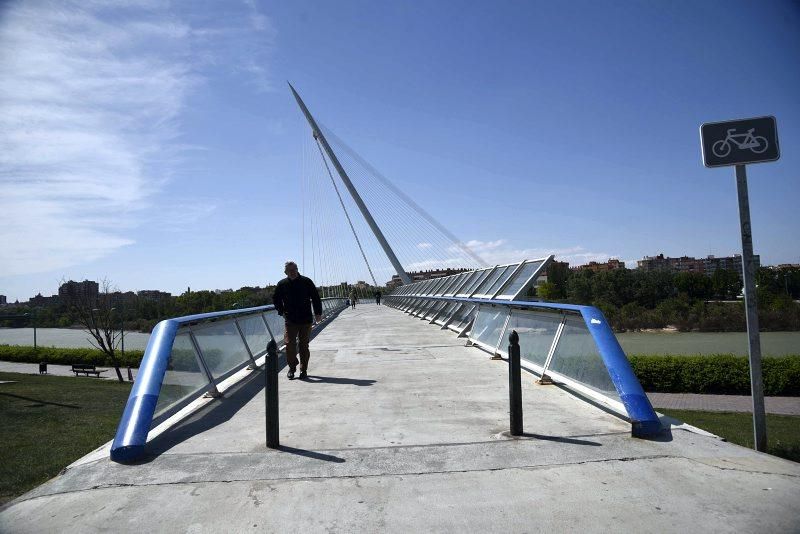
[700,116,779,167]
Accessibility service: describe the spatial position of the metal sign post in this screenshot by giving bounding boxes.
[700,116,780,453]
[734,164,766,452]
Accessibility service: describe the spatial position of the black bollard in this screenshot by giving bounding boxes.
[508,330,523,436]
[266,339,280,448]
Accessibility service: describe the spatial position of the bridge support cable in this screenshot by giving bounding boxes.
[304,131,369,296]
[336,159,460,271]
[314,138,379,287]
[319,127,486,274]
[321,124,489,268]
[290,83,411,285]
[319,148,469,277]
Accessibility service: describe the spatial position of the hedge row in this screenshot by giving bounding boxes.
[629,354,800,396]
[1,346,798,396]
[0,345,144,368]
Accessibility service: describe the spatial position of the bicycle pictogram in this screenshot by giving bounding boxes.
[712,128,768,158]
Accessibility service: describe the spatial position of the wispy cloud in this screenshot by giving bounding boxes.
[0,0,274,278]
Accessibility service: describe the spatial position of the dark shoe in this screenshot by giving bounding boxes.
[299,371,308,379]
[287,369,295,380]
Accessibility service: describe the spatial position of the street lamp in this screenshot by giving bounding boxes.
[21,312,37,349]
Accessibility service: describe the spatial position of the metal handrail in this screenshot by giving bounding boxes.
[385,294,662,437]
[110,298,347,462]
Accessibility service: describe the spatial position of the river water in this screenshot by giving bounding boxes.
[0,328,151,350]
[1,328,798,356]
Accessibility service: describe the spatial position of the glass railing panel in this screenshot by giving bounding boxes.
[154,333,210,420]
[469,305,509,348]
[497,260,543,298]
[505,309,561,366]
[435,275,458,295]
[412,299,429,315]
[458,269,490,296]
[549,314,620,400]
[237,315,270,358]
[434,302,458,324]
[415,279,435,295]
[193,321,252,380]
[446,271,474,296]
[427,277,449,295]
[473,267,504,296]
[451,304,476,329]
[424,301,446,320]
[410,298,425,313]
[263,311,285,345]
[457,311,478,331]
[485,264,519,295]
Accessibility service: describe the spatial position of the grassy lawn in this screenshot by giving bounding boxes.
[0,372,132,505]
[661,409,800,463]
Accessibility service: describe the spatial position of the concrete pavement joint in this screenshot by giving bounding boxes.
[14,453,695,505]
[684,457,800,478]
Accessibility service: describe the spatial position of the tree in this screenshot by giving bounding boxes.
[60,278,125,382]
[544,262,570,299]
[674,272,713,300]
[711,269,740,299]
[566,270,593,303]
[536,281,558,300]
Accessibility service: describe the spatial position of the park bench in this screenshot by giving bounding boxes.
[71,364,107,378]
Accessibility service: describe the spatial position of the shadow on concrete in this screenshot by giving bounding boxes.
[144,368,268,458]
[277,445,345,463]
[501,431,602,446]
[301,375,376,386]
[0,392,80,409]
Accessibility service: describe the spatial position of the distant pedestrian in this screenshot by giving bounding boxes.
[273,261,322,380]
[374,290,382,305]
[349,289,358,309]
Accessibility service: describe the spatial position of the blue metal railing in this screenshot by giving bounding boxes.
[110,298,347,462]
[385,295,662,437]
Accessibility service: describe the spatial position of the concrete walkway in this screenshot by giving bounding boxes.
[2,305,799,533]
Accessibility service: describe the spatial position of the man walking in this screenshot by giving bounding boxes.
[374,290,382,305]
[349,288,357,309]
[273,261,322,380]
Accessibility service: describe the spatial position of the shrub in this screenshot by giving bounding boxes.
[629,354,800,396]
[0,345,144,368]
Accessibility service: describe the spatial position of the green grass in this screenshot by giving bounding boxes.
[0,371,132,505]
[660,409,800,463]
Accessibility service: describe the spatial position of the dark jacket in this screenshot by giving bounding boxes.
[273,275,322,325]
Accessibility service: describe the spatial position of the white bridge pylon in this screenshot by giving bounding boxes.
[290,83,490,293]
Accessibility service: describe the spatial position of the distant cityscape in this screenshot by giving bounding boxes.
[0,280,173,309]
[2,253,799,307]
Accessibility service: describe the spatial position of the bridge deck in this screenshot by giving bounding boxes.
[2,305,799,532]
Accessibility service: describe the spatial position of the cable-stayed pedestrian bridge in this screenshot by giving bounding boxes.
[106,257,660,463]
[3,301,799,532]
[2,86,798,532]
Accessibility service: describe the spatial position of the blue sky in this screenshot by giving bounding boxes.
[1,0,798,302]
